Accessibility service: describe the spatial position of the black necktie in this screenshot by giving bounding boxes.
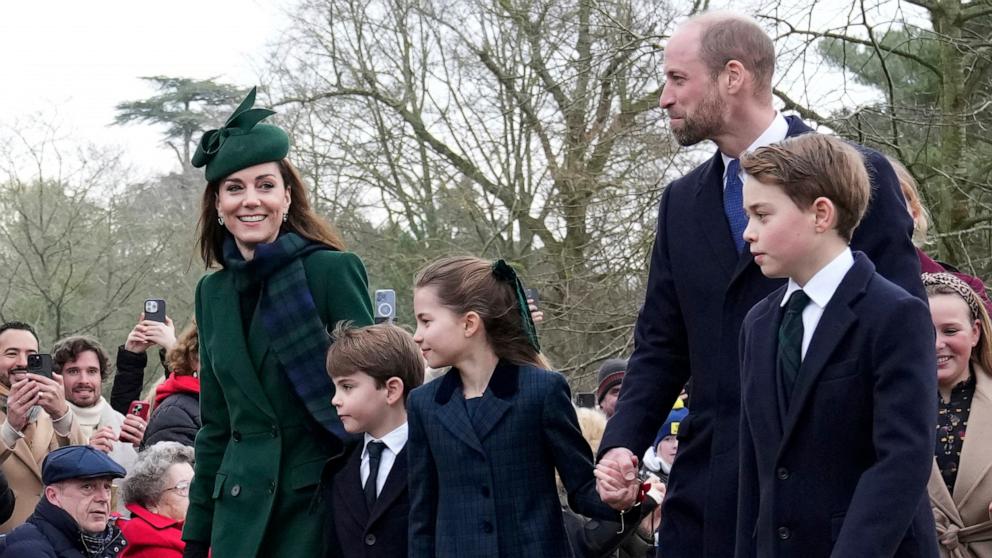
[364,441,386,509]
[778,290,811,404]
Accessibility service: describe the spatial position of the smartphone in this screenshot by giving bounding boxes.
[27,353,54,379]
[144,299,166,323]
[127,400,151,421]
[575,392,596,408]
[524,287,540,306]
[374,289,396,324]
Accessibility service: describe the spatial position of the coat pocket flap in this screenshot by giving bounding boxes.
[212,473,228,499]
[289,459,328,490]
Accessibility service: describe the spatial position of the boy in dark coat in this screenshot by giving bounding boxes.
[324,323,425,558]
[735,134,938,557]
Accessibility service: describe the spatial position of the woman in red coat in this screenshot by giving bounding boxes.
[118,441,195,557]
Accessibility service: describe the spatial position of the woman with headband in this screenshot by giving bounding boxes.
[924,272,992,557]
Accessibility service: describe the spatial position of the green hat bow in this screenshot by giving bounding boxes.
[192,87,290,182]
[491,259,542,352]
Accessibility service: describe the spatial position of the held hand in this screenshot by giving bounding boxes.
[141,316,176,351]
[527,300,544,325]
[6,376,40,433]
[89,425,117,454]
[31,372,69,419]
[595,447,640,510]
[118,413,147,447]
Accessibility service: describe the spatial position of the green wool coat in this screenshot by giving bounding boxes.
[183,250,374,557]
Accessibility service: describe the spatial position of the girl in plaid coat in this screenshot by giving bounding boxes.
[407,256,623,557]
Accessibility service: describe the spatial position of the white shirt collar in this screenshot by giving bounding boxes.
[722,112,789,180]
[364,421,408,456]
[781,248,855,309]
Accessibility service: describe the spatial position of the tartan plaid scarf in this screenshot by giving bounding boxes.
[222,232,344,439]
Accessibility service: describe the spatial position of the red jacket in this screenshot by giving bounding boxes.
[118,503,186,558]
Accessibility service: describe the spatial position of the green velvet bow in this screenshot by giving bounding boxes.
[491,259,542,352]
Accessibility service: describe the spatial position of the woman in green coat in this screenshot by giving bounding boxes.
[181,88,373,557]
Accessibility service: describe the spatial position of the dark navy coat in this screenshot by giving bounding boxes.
[737,253,938,557]
[408,361,618,557]
[598,117,925,558]
[329,442,409,558]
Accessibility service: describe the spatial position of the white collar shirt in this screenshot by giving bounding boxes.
[361,422,408,494]
[721,112,790,188]
[781,248,855,360]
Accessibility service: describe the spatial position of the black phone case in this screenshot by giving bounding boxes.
[145,299,166,323]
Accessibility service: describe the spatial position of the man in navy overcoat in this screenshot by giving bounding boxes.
[595,13,925,558]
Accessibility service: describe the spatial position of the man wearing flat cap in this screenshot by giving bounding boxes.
[1,445,128,558]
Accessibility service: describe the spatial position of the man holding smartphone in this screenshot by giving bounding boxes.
[0,321,87,531]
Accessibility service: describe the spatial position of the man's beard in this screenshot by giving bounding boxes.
[670,88,725,147]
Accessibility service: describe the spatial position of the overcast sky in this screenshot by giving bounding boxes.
[0,0,292,178]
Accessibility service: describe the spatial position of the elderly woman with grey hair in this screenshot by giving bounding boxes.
[117,442,195,558]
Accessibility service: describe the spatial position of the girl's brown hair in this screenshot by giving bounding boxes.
[414,256,550,369]
[196,158,345,267]
[924,273,992,375]
[167,320,200,377]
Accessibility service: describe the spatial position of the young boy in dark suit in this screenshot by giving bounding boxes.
[735,134,939,558]
[324,322,425,558]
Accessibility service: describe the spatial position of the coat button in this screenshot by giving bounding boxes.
[232,430,242,442]
[776,467,790,480]
[481,520,493,534]
[364,534,376,546]
[777,526,791,540]
[481,486,490,498]
[230,484,241,497]
[271,425,279,438]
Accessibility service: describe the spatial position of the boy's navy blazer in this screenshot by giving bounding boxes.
[329,441,409,558]
[598,116,925,557]
[736,253,939,558]
[407,361,618,558]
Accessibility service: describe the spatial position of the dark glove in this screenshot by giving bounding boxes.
[182,541,210,558]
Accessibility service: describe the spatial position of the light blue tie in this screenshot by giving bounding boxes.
[723,159,747,253]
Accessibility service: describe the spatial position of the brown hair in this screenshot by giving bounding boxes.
[740,134,871,241]
[326,322,425,401]
[414,256,550,369]
[924,273,992,374]
[51,335,112,381]
[888,157,930,246]
[166,320,199,377]
[196,158,346,267]
[689,12,776,95]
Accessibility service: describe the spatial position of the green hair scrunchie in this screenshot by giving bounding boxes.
[491,259,541,352]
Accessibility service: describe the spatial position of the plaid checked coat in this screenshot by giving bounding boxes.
[408,361,619,557]
[183,251,373,557]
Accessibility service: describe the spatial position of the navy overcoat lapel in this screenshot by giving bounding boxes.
[779,255,871,450]
[339,444,370,523]
[210,274,276,417]
[471,362,518,441]
[747,291,787,444]
[434,372,486,456]
[693,154,739,281]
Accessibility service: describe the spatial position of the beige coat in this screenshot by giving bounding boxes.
[0,407,85,532]
[930,365,992,557]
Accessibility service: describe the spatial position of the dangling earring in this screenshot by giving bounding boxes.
[283,213,288,223]
[217,216,224,226]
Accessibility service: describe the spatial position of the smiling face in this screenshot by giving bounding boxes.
[412,286,471,369]
[61,350,102,407]
[930,293,979,391]
[47,477,114,534]
[215,162,291,258]
[659,26,727,146]
[0,328,38,388]
[742,176,822,284]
